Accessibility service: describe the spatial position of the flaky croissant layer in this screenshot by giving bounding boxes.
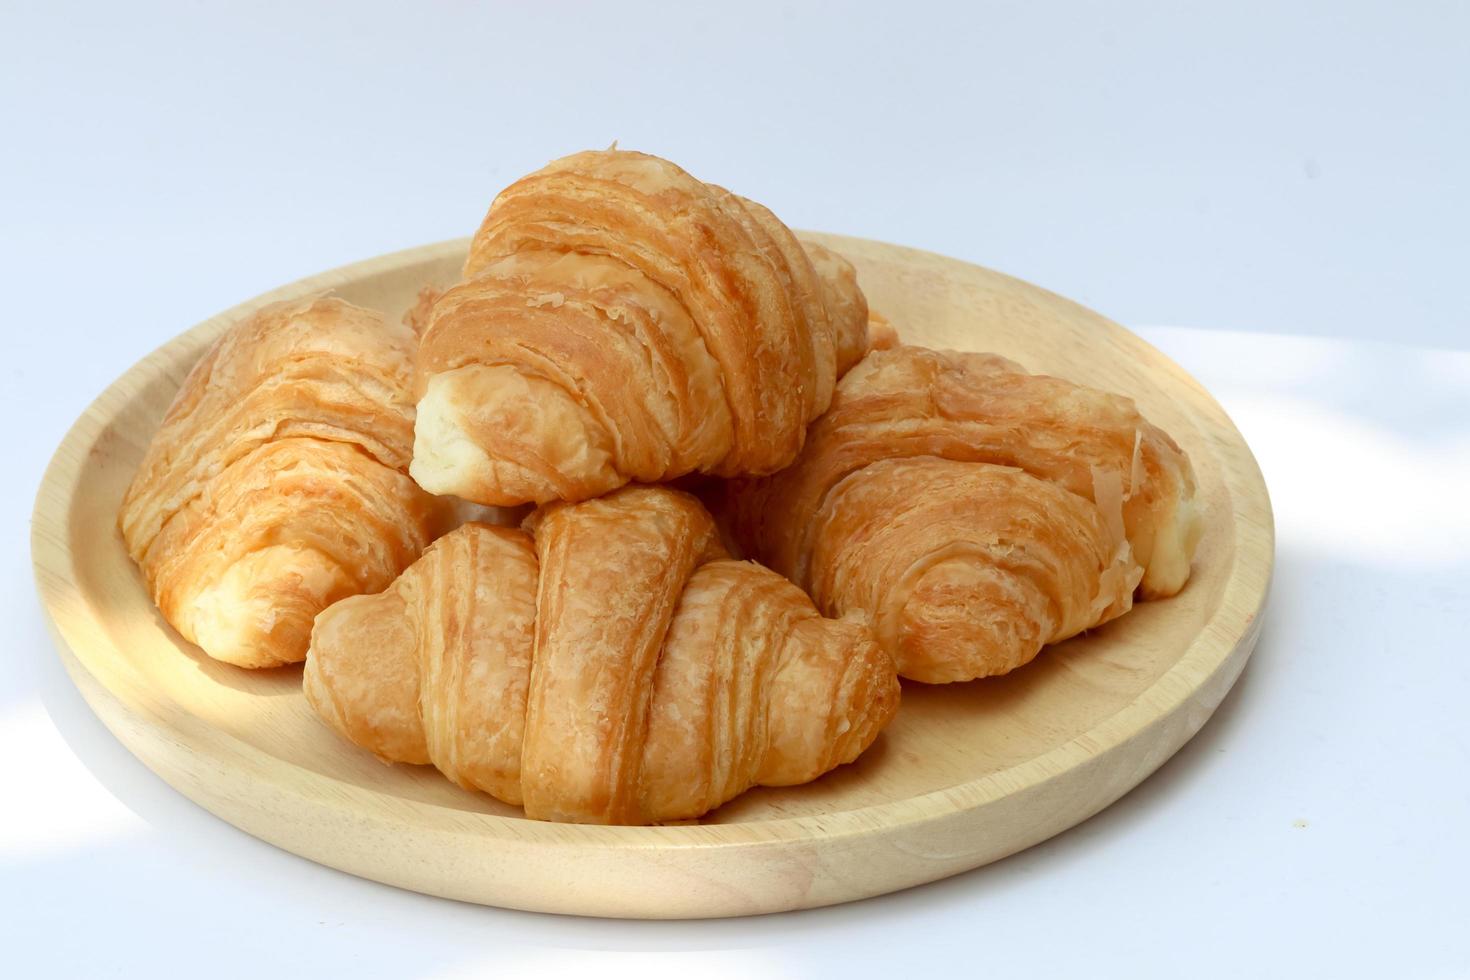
[411,149,872,507]
[119,296,448,668]
[304,487,899,825]
[724,344,1202,683]
[806,456,1142,682]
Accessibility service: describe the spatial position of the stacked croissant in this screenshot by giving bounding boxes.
[119,149,1202,825]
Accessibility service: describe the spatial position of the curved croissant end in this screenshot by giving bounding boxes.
[803,240,873,375]
[119,296,446,668]
[304,488,898,825]
[412,149,870,507]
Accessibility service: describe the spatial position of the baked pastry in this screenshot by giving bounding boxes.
[723,345,1202,683]
[411,149,871,507]
[791,456,1141,682]
[118,296,446,668]
[304,487,899,824]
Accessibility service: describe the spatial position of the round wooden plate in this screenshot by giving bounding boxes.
[31,234,1272,919]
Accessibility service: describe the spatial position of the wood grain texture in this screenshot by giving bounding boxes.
[30,235,1273,918]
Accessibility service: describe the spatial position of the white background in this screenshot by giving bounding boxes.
[3,2,1467,977]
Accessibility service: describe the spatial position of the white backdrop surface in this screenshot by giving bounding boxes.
[3,3,1467,977]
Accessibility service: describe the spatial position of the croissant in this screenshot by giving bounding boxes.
[119,296,447,668]
[304,487,899,824]
[723,345,1203,683]
[410,149,871,507]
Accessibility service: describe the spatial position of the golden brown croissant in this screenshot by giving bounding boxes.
[119,296,447,668]
[410,149,871,507]
[304,487,899,824]
[723,345,1202,683]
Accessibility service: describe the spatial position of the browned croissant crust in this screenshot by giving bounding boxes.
[410,149,870,507]
[118,296,447,668]
[801,457,1140,682]
[724,345,1202,683]
[304,487,899,824]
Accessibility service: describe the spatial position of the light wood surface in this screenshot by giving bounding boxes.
[30,235,1273,919]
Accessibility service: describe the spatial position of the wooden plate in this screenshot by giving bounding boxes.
[31,235,1272,919]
